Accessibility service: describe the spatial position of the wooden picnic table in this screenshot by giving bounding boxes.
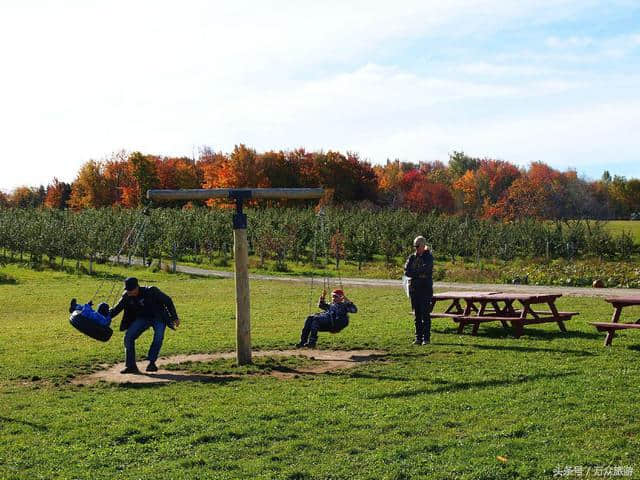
[590,296,640,346]
[431,291,578,338]
[430,291,500,317]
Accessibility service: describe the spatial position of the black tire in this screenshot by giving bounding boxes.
[69,311,113,342]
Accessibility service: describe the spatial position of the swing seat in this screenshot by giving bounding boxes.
[69,310,113,342]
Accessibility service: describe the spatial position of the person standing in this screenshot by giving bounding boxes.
[404,236,433,345]
[109,277,180,374]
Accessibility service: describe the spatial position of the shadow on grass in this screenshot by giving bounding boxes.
[0,415,48,431]
[370,371,577,400]
[115,372,242,388]
[347,372,414,382]
[0,273,18,285]
[439,325,602,341]
[469,344,595,356]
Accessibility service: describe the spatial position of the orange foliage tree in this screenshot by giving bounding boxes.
[68,161,111,210]
[9,186,44,208]
[44,178,72,209]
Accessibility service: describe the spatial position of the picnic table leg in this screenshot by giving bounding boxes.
[457,320,466,334]
[500,320,509,331]
[471,322,479,336]
[512,301,530,339]
[611,305,622,323]
[457,301,476,334]
[512,322,524,338]
[548,301,567,333]
[604,329,615,347]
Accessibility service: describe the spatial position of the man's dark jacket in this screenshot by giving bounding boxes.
[404,251,434,293]
[109,286,178,332]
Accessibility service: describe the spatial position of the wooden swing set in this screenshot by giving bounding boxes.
[147,188,324,365]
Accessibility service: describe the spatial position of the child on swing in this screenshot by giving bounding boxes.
[296,289,357,348]
[69,299,112,327]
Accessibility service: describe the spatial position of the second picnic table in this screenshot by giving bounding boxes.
[590,296,640,346]
[431,291,578,338]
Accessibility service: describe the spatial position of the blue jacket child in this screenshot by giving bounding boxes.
[296,289,357,348]
[69,299,111,327]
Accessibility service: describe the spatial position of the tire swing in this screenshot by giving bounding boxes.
[70,309,113,342]
[69,208,151,342]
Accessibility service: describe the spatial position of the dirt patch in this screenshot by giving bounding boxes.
[72,349,387,386]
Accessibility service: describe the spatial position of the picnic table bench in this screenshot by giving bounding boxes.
[431,291,579,338]
[590,296,640,346]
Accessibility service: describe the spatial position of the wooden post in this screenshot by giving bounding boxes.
[234,227,251,365]
[147,187,323,366]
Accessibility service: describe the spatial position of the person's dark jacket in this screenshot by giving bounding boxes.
[404,250,434,293]
[109,286,178,332]
[317,298,358,331]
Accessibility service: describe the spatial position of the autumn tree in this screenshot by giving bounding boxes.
[307,151,378,203]
[9,186,44,208]
[68,160,111,210]
[124,152,160,207]
[104,150,132,205]
[156,157,200,190]
[404,179,454,213]
[44,178,72,209]
[420,160,451,185]
[198,147,227,189]
[374,159,418,207]
[448,151,480,179]
[257,150,301,188]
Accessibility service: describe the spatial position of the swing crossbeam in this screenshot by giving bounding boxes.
[146,187,323,366]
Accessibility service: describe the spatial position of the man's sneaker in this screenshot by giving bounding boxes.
[120,367,140,374]
[146,362,158,372]
[422,339,430,345]
[295,342,307,348]
[69,298,77,313]
[306,343,316,348]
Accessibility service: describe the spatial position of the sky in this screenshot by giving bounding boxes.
[1,0,639,192]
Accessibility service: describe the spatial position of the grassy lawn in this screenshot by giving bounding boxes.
[605,220,640,243]
[1,263,639,479]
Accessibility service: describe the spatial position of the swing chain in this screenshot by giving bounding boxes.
[89,208,152,306]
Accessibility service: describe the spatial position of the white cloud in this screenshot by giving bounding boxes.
[545,36,594,48]
[359,99,640,178]
[0,0,638,190]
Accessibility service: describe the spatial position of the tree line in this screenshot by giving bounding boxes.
[0,207,636,275]
[2,147,639,220]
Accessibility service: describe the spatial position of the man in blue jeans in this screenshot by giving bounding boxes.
[109,277,180,374]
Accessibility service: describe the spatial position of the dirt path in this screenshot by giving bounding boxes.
[72,349,386,386]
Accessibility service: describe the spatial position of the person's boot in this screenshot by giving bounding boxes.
[146,362,158,372]
[120,366,140,374]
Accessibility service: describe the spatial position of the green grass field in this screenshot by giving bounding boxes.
[1,263,639,479]
[605,220,640,242]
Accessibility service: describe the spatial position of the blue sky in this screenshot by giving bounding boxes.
[1,1,639,191]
